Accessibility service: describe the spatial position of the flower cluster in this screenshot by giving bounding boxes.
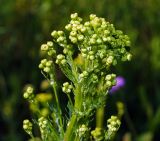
[39,59,53,73]
[41,41,56,56]
[105,116,121,140]
[55,54,67,65]
[77,124,89,138]
[63,13,132,71]
[105,74,117,88]
[23,119,33,136]
[62,82,72,94]
[51,30,67,47]
[107,116,121,132]
[79,71,88,80]
[91,128,104,141]
[23,86,34,101]
[38,117,50,139]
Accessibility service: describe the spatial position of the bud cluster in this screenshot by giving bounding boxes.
[79,71,88,81]
[62,82,72,94]
[64,13,132,70]
[23,119,33,136]
[51,30,67,47]
[77,124,89,137]
[105,74,117,88]
[41,41,56,56]
[63,44,73,55]
[55,54,67,65]
[38,117,49,138]
[65,13,84,44]
[39,59,53,73]
[107,116,121,132]
[23,86,34,100]
[91,127,104,141]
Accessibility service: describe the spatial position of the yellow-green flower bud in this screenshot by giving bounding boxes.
[96,38,102,44]
[80,27,86,33]
[41,44,48,51]
[84,22,90,27]
[47,41,53,47]
[70,31,77,36]
[78,34,84,41]
[41,59,47,65]
[106,56,114,65]
[106,81,112,87]
[71,37,77,43]
[57,31,64,36]
[46,61,53,67]
[51,30,58,38]
[65,24,72,31]
[105,75,112,81]
[44,67,50,73]
[89,55,95,60]
[127,53,132,61]
[48,49,56,56]
[61,59,67,65]
[38,64,43,69]
[71,13,78,20]
[90,14,96,20]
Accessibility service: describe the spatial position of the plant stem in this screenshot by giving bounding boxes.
[64,86,82,141]
[67,93,74,108]
[52,82,64,137]
[96,107,104,128]
[64,115,77,141]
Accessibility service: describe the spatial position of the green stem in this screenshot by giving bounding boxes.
[30,134,34,139]
[64,115,77,141]
[96,107,104,128]
[67,93,74,108]
[64,86,82,141]
[52,82,64,137]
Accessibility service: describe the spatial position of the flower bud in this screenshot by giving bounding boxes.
[57,31,64,36]
[65,24,72,31]
[47,41,53,47]
[51,30,58,37]
[78,34,84,41]
[70,31,77,37]
[107,56,114,64]
[80,27,86,33]
[127,53,132,61]
[41,44,48,51]
[44,67,50,73]
[71,13,78,20]
[90,14,96,20]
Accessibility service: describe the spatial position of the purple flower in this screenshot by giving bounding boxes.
[109,76,126,94]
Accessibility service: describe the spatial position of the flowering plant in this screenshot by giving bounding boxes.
[23,13,131,141]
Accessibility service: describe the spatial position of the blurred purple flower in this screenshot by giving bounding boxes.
[109,76,126,94]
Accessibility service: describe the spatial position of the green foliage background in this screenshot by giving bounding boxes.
[0,0,160,140]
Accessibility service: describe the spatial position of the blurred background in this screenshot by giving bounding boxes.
[0,0,160,141]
